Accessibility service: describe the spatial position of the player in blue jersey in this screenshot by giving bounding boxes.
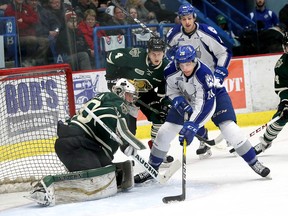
[249,0,279,31]
[134,45,271,183]
[165,3,232,159]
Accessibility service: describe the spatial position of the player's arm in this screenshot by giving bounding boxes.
[190,64,216,126]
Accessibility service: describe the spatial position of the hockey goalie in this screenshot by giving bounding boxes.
[26,79,147,206]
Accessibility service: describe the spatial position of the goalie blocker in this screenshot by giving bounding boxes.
[26,160,134,206]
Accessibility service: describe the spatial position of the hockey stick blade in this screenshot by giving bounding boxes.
[195,134,223,146]
[162,194,185,204]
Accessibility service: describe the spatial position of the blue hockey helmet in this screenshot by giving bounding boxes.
[175,45,197,63]
[178,3,196,18]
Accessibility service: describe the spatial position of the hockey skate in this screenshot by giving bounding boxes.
[249,160,271,178]
[196,141,212,159]
[253,136,272,155]
[134,171,154,184]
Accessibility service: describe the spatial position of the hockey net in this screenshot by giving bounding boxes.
[0,64,76,193]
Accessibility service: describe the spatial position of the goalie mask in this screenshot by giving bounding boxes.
[112,78,138,103]
[283,32,288,54]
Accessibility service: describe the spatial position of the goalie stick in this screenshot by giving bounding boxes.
[228,116,281,154]
[162,113,189,203]
[84,107,181,184]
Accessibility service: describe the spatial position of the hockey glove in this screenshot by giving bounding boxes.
[179,121,199,145]
[278,99,288,120]
[120,143,136,157]
[214,66,228,87]
[172,96,193,117]
[166,45,178,61]
[149,103,167,123]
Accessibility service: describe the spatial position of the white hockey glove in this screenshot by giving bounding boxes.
[120,143,137,156]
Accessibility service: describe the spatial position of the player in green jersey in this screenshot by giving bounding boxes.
[26,79,145,206]
[55,78,139,172]
[106,37,173,162]
[254,32,288,154]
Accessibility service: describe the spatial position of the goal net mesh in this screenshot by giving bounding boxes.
[0,64,75,193]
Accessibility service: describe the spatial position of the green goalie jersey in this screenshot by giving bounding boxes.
[274,53,288,100]
[70,92,130,159]
[106,47,169,99]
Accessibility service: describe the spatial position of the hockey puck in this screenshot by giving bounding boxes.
[165,155,174,163]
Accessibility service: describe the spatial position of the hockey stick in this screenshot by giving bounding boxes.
[84,107,181,184]
[162,139,187,203]
[111,0,159,38]
[111,0,173,49]
[162,113,189,203]
[229,116,280,154]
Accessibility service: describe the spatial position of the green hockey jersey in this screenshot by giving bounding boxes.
[106,47,169,101]
[70,92,130,159]
[274,53,288,100]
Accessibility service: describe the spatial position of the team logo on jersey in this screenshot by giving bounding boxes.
[120,103,129,115]
[129,48,141,57]
[205,74,214,88]
[275,58,283,68]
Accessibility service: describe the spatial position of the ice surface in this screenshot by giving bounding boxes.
[1,125,288,216]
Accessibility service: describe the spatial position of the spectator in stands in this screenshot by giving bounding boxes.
[216,14,241,56]
[144,0,179,24]
[55,10,92,70]
[47,0,71,30]
[26,0,61,63]
[279,4,288,30]
[74,0,98,21]
[89,0,109,24]
[249,0,279,31]
[104,6,128,36]
[126,0,157,24]
[0,0,9,17]
[5,0,50,66]
[78,9,106,66]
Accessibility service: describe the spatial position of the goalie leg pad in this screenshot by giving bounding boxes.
[26,165,118,206]
[114,160,134,191]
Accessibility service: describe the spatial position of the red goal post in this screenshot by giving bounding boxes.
[0,64,76,193]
